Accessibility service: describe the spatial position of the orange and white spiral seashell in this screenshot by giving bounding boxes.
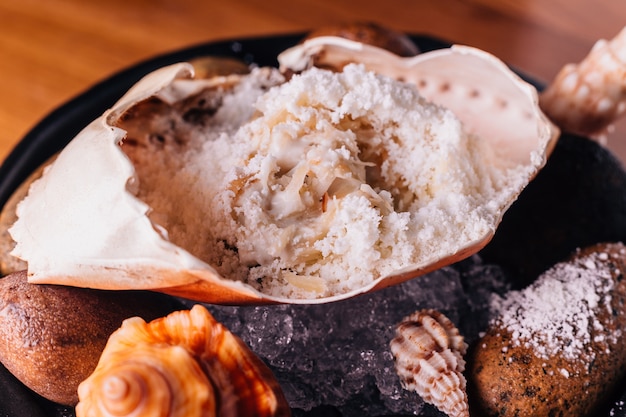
[390,309,469,417]
[75,304,290,417]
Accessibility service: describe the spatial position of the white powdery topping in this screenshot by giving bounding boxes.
[490,252,616,363]
[138,64,528,299]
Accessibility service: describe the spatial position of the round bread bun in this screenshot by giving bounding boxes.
[304,21,419,57]
[0,270,183,405]
[469,242,626,416]
[0,156,54,276]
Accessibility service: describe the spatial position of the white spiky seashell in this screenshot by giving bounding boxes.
[540,26,626,141]
[390,309,469,417]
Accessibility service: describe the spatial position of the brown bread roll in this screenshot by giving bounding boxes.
[0,270,183,406]
[468,242,626,416]
[305,21,419,57]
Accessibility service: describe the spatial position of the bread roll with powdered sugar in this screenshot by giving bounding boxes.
[468,242,626,417]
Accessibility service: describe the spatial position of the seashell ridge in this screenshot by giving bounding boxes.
[76,304,290,417]
[390,309,469,417]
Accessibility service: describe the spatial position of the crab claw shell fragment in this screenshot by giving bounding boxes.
[76,304,290,417]
[8,39,558,304]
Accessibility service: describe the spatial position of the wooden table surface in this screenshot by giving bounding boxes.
[1,0,626,164]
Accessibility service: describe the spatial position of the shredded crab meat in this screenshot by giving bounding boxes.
[121,64,525,298]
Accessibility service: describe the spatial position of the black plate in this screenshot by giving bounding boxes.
[1,34,625,417]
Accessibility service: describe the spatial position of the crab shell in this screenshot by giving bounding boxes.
[8,37,559,305]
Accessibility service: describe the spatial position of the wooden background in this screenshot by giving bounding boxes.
[1,0,625,163]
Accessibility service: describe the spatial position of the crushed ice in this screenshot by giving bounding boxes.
[191,255,511,416]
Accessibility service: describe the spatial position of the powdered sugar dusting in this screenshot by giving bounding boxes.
[489,251,617,364]
[118,63,536,299]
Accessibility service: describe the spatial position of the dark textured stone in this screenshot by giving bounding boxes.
[0,362,48,417]
[481,133,626,288]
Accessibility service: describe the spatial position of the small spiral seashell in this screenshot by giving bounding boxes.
[390,309,469,417]
[76,304,290,417]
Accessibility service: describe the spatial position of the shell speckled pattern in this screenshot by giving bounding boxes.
[278,36,560,165]
[75,304,290,417]
[540,26,626,141]
[390,309,469,417]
